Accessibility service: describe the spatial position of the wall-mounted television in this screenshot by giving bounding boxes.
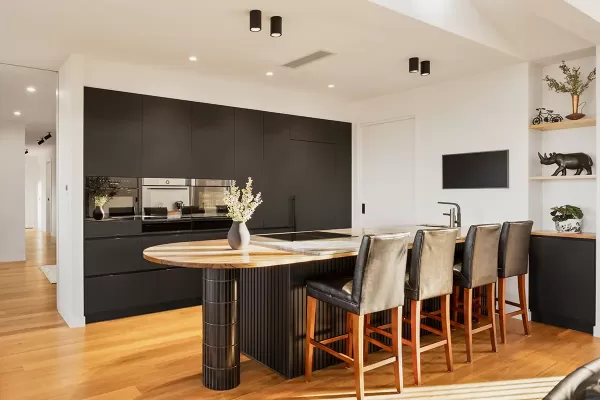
[442,150,509,189]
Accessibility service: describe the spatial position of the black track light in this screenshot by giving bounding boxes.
[270,16,282,37]
[44,132,52,140]
[250,10,261,32]
[37,138,45,145]
[420,60,431,76]
[25,149,29,155]
[409,57,419,73]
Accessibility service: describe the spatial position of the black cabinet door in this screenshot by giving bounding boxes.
[290,140,337,231]
[263,112,293,229]
[84,237,144,277]
[142,96,192,178]
[290,116,337,144]
[235,108,264,228]
[333,122,352,228]
[84,87,142,177]
[529,236,596,333]
[191,102,235,178]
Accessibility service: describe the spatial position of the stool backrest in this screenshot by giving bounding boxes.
[407,228,459,300]
[352,233,410,315]
[462,224,501,288]
[498,220,533,278]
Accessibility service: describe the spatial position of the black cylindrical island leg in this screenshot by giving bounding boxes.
[202,269,240,390]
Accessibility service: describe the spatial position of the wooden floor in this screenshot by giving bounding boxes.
[1,230,600,399]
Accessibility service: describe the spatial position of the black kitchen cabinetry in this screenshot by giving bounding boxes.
[234,108,264,228]
[529,236,596,334]
[84,87,142,177]
[142,96,192,178]
[333,122,352,229]
[192,102,235,178]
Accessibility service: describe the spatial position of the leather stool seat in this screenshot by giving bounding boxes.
[453,262,470,288]
[306,275,357,314]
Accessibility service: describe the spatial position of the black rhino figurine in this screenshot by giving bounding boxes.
[538,152,593,176]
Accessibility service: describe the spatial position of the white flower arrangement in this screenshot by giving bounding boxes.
[223,177,263,222]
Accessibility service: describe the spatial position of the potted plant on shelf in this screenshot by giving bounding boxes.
[550,205,583,233]
[544,61,596,120]
[86,177,119,220]
[223,177,263,250]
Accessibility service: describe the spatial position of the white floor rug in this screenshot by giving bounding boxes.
[40,265,57,284]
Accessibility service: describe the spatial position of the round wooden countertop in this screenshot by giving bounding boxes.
[143,239,359,269]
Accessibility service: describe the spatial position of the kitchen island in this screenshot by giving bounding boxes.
[143,226,466,390]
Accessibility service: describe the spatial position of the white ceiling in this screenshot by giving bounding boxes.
[0,64,57,154]
[2,0,600,141]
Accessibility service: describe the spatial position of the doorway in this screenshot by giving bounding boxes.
[359,117,416,228]
[46,161,52,233]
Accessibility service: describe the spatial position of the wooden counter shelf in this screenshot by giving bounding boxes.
[531,230,595,240]
[529,118,596,131]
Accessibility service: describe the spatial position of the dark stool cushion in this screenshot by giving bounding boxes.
[307,275,359,315]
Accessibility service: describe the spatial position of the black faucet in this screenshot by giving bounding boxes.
[438,202,461,228]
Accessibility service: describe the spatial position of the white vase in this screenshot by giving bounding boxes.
[228,221,250,250]
[555,218,582,233]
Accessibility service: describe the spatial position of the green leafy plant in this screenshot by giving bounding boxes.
[550,205,583,222]
[86,177,119,207]
[544,61,596,96]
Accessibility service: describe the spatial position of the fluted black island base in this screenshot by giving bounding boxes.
[202,269,240,390]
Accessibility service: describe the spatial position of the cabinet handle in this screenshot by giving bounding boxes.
[362,203,366,214]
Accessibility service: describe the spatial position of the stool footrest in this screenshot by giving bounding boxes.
[364,335,392,352]
[364,356,396,372]
[472,323,492,334]
[320,333,349,345]
[366,324,392,339]
[506,309,525,318]
[420,340,448,353]
[310,339,353,364]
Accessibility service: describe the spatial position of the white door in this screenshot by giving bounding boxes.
[46,161,52,233]
[359,118,416,228]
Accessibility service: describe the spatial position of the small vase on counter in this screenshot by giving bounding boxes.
[93,205,105,221]
[223,177,263,250]
[551,205,584,234]
[555,218,583,233]
[228,221,250,250]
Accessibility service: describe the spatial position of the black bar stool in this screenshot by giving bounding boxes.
[497,220,533,343]
[451,224,501,363]
[367,229,458,385]
[304,233,410,400]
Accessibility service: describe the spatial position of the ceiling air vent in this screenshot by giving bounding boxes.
[283,51,335,69]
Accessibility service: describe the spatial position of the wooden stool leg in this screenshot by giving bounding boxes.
[352,314,365,400]
[364,314,371,362]
[411,299,422,385]
[440,294,453,372]
[452,285,459,323]
[463,288,473,363]
[518,274,531,336]
[391,306,403,393]
[345,312,353,368]
[498,277,507,344]
[473,287,481,322]
[487,283,497,352]
[305,296,317,382]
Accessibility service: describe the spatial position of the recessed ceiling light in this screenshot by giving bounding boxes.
[328,84,335,88]
[266,71,274,76]
[189,56,198,62]
[26,86,36,93]
[13,111,21,116]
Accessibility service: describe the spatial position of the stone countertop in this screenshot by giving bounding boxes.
[143,226,466,269]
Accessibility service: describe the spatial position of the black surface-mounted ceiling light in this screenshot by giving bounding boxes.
[420,60,431,76]
[25,149,28,155]
[250,10,262,32]
[37,138,45,145]
[409,57,419,73]
[44,132,52,140]
[270,16,282,37]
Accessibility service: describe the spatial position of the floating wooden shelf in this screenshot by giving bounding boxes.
[529,175,596,181]
[529,118,596,131]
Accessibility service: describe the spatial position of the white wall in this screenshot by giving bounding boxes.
[84,58,352,122]
[25,155,41,229]
[353,63,531,229]
[0,123,26,262]
[57,54,85,328]
[352,63,532,303]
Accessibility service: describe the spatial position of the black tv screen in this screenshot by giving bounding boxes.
[443,150,509,189]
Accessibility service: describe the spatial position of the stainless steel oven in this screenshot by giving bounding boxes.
[190,179,234,230]
[141,178,192,232]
